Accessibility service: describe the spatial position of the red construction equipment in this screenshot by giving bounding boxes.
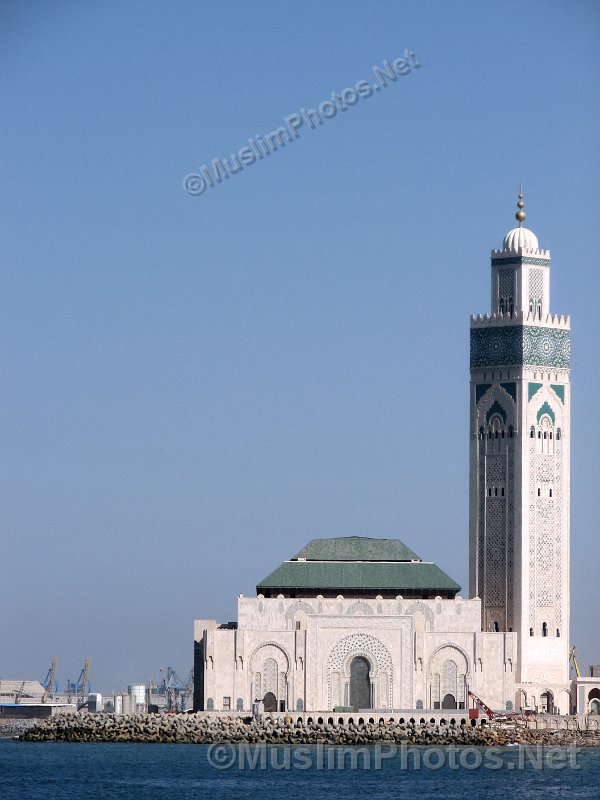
[468,690,496,718]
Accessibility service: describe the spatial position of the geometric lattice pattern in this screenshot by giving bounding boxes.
[473,382,518,630]
[262,657,278,696]
[470,325,570,368]
[484,497,506,608]
[529,269,544,307]
[487,455,506,483]
[442,659,457,699]
[498,269,515,308]
[327,633,393,674]
[528,425,563,627]
[523,327,570,367]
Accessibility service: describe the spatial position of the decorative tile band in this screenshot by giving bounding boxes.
[491,257,551,267]
[470,325,571,368]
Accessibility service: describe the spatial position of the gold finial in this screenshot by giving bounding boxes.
[516,187,526,225]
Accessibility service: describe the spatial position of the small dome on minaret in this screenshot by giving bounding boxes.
[502,190,539,251]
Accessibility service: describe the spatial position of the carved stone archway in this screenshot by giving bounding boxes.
[326,633,393,710]
[249,642,291,712]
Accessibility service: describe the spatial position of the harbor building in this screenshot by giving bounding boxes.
[193,195,575,715]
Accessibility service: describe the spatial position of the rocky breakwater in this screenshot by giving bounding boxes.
[0,718,39,739]
[20,713,600,746]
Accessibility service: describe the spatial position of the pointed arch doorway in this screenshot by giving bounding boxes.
[349,656,371,710]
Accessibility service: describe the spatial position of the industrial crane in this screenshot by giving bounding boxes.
[42,657,59,703]
[155,667,195,711]
[468,690,496,718]
[78,657,92,705]
[66,657,92,704]
[570,646,587,678]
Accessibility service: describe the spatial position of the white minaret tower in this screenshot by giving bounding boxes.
[469,193,571,712]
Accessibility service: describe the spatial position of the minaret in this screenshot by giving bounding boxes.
[469,193,570,705]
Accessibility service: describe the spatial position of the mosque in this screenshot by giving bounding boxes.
[193,195,582,716]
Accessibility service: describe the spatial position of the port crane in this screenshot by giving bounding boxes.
[158,667,194,711]
[42,657,59,702]
[159,667,184,711]
[66,657,92,704]
[13,681,26,704]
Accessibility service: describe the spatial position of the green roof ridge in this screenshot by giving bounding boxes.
[292,536,421,563]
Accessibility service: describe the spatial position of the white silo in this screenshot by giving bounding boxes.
[128,684,146,711]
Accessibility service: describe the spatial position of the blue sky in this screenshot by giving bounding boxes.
[2,0,599,691]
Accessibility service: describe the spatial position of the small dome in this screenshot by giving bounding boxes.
[503,225,539,252]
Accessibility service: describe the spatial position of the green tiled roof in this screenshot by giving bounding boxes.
[257,560,460,592]
[292,536,420,562]
[256,537,461,593]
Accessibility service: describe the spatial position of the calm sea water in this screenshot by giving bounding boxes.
[1,740,599,800]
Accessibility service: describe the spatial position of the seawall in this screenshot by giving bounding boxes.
[19,713,600,746]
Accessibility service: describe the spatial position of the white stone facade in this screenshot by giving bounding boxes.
[195,595,517,713]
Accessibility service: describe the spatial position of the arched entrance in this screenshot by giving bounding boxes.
[250,643,291,714]
[589,688,600,715]
[427,646,468,709]
[442,693,457,710]
[349,656,371,710]
[540,691,554,714]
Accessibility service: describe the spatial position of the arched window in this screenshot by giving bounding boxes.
[530,628,534,637]
[499,299,505,314]
[530,427,535,438]
[492,622,499,632]
[556,629,560,638]
[542,622,548,637]
[539,416,554,454]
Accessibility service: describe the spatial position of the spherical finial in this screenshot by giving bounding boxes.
[515,191,526,224]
